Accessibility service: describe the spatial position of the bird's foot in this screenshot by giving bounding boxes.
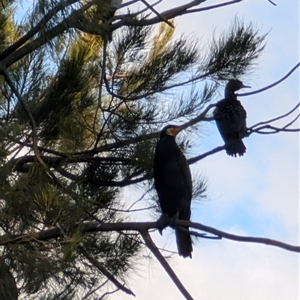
[156,214,171,235]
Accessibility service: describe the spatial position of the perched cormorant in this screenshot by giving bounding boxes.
[154,125,193,258]
[0,258,18,300]
[214,79,251,157]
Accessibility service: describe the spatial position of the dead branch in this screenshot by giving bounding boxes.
[239,62,300,97]
[188,146,225,164]
[80,247,135,296]
[247,102,300,136]
[186,221,300,252]
[139,0,175,28]
[140,229,194,300]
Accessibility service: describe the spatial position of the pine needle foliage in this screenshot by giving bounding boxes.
[203,18,266,80]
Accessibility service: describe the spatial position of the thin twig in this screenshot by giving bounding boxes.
[248,102,300,131]
[188,146,225,164]
[247,102,300,136]
[239,62,300,97]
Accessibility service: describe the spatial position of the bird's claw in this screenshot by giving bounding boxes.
[156,214,170,235]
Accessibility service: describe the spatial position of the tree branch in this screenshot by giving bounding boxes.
[80,246,135,297]
[239,62,300,97]
[2,220,299,253]
[0,65,47,170]
[139,0,175,28]
[187,221,300,252]
[247,102,300,136]
[140,229,194,300]
[0,0,78,60]
[188,146,225,164]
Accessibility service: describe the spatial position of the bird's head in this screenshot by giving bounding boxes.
[225,79,251,100]
[226,79,251,92]
[160,125,182,139]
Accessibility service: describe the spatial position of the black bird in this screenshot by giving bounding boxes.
[154,125,193,258]
[214,79,251,157]
[0,258,18,300]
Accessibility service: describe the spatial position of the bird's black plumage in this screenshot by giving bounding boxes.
[154,125,193,258]
[214,79,251,157]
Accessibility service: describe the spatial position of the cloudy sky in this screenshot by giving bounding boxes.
[115,1,299,299]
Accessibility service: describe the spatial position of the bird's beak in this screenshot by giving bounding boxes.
[167,126,182,137]
[241,84,251,89]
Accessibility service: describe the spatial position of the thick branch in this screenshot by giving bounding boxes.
[1,220,299,253]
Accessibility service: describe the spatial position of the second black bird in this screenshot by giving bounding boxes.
[214,79,251,157]
[154,125,193,258]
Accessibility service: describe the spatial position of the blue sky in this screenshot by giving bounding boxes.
[14,1,299,299]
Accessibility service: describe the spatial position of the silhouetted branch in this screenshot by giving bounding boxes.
[239,62,300,97]
[140,0,175,28]
[186,221,300,252]
[247,102,300,136]
[2,220,299,253]
[80,246,135,296]
[188,146,224,164]
[140,229,194,300]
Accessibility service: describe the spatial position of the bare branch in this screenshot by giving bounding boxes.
[248,103,300,130]
[80,247,135,296]
[239,62,300,97]
[186,221,300,252]
[2,220,299,253]
[188,146,225,164]
[267,0,277,6]
[139,0,175,28]
[140,230,194,300]
[247,102,300,135]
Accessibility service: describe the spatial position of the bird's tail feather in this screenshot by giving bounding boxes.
[225,140,246,157]
[175,228,192,258]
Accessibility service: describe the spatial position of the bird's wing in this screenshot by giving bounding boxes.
[214,100,247,135]
[176,150,192,220]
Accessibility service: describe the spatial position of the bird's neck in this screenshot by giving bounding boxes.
[225,88,237,101]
